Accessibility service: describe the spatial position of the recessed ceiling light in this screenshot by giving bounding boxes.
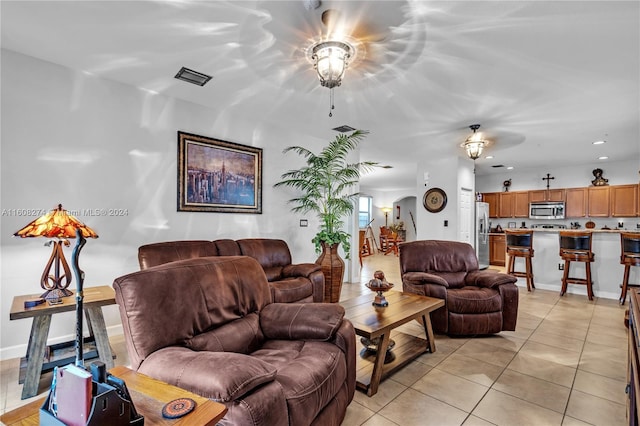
[593,140,606,145]
[485,156,494,159]
[507,166,514,170]
[598,156,609,160]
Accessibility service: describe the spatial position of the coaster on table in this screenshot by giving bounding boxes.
[162,398,196,419]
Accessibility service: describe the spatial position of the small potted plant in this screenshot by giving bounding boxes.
[275,130,376,302]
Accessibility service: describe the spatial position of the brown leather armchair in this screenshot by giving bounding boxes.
[137,239,324,303]
[113,256,356,426]
[399,240,518,335]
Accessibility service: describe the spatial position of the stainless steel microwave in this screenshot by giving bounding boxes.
[529,202,565,220]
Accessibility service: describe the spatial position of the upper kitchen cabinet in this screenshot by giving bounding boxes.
[513,191,530,217]
[587,186,610,217]
[498,191,529,218]
[529,189,566,203]
[483,192,499,218]
[566,187,587,218]
[610,184,638,217]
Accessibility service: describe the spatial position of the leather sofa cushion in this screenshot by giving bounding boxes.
[400,240,479,274]
[252,340,348,426]
[138,240,217,270]
[260,303,345,341]
[237,239,292,269]
[263,266,284,281]
[186,313,263,354]
[139,347,277,402]
[447,287,502,314]
[213,239,242,256]
[269,278,314,303]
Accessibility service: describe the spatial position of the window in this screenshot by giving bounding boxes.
[359,196,372,228]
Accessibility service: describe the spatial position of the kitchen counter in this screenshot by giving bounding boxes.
[504,228,640,234]
[504,230,638,300]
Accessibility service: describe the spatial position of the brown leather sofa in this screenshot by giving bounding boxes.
[113,256,356,426]
[399,240,519,335]
[138,239,324,303]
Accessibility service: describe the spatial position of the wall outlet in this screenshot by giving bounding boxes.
[558,263,564,270]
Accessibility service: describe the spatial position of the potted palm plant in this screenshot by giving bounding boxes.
[275,130,376,302]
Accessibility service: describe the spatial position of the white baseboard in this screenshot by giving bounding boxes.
[514,280,620,301]
[0,323,124,362]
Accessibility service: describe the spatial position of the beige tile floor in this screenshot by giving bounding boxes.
[0,252,629,426]
[342,253,629,426]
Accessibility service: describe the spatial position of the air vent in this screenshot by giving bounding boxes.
[332,125,356,133]
[491,164,505,168]
[381,165,393,169]
[174,67,212,86]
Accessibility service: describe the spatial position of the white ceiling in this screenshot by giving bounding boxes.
[2,1,638,191]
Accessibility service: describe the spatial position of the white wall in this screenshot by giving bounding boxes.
[476,160,638,193]
[0,49,348,359]
[416,156,475,241]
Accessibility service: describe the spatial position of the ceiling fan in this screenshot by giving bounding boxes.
[236,0,430,92]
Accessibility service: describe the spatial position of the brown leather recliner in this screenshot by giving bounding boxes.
[113,256,356,426]
[137,239,324,303]
[399,240,518,335]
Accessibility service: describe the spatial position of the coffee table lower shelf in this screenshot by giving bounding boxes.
[355,330,429,392]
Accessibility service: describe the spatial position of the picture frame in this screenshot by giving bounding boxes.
[177,131,262,214]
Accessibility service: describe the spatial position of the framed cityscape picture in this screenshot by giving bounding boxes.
[177,131,262,213]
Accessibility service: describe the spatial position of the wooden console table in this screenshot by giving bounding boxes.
[0,366,228,425]
[9,285,116,399]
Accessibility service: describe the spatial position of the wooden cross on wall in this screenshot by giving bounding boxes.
[542,173,555,190]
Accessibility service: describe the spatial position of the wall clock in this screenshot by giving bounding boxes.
[423,188,447,213]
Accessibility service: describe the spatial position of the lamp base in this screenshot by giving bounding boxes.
[41,288,73,300]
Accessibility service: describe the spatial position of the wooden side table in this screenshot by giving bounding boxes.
[9,285,117,399]
[0,366,228,425]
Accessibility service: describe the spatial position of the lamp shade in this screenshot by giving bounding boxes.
[14,204,98,239]
[14,204,99,300]
[311,41,352,89]
[462,124,487,160]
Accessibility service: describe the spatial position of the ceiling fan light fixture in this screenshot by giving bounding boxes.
[311,40,353,89]
[462,124,487,160]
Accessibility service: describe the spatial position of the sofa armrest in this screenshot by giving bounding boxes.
[138,347,276,402]
[260,303,344,341]
[402,272,449,287]
[282,263,322,279]
[465,270,517,289]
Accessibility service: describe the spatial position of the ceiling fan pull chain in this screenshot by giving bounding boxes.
[329,87,334,117]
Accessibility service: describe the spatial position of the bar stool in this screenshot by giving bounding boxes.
[505,229,535,292]
[619,232,640,305]
[559,231,594,300]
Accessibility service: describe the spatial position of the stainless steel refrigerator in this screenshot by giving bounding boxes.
[475,202,490,269]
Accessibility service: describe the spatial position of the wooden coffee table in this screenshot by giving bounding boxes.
[0,365,227,425]
[341,291,444,396]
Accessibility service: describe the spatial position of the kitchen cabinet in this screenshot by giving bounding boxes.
[498,193,514,218]
[489,234,506,266]
[566,187,587,218]
[483,192,499,218]
[610,184,638,217]
[588,186,610,217]
[497,191,528,218]
[529,189,565,202]
[513,191,530,217]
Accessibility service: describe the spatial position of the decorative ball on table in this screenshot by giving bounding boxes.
[366,270,394,307]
